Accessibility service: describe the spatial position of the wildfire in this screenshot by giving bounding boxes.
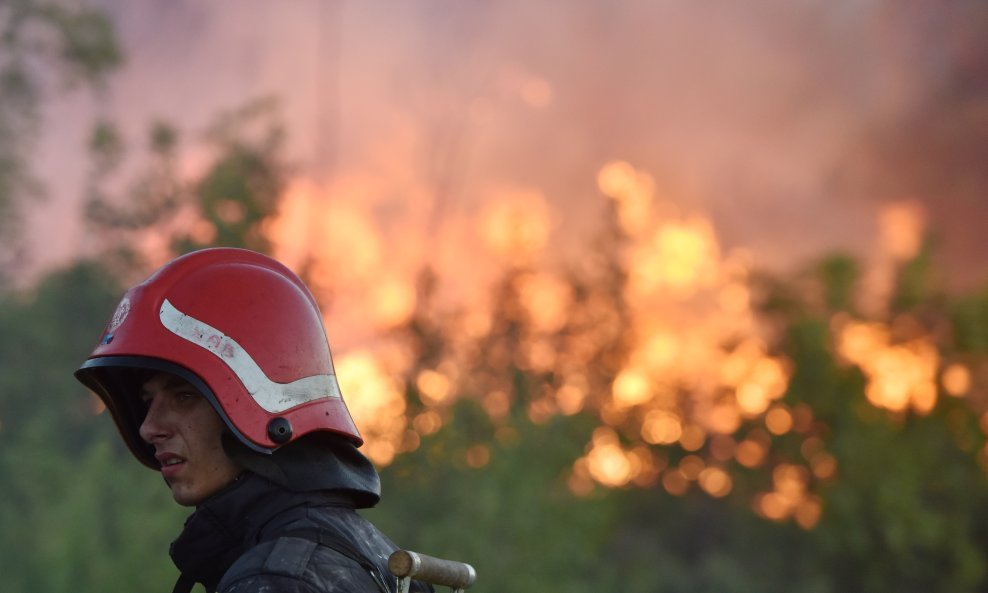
[480,188,553,264]
[942,363,972,397]
[835,316,940,414]
[335,350,409,465]
[254,156,959,530]
[879,200,925,262]
[755,463,822,529]
[860,200,927,315]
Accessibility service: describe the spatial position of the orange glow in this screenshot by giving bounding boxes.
[757,493,789,521]
[482,390,511,421]
[706,403,742,434]
[568,461,596,497]
[755,463,815,524]
[597,160,640,198]
[837,320,889,362]
[416,370,453,406]
[642,410,683,445]
[262,177,442,348]
[662,470,689,496]
[246,153,943,539]
[555,181,782,470]
[597,160,654,236]
[369,275,417,328]
[800,437,824,460]
[555,381,588,415]
[719,282,751,314]
[836,319,939,414]
[627,218,720,298]
[736,438,768,468]
[613,368,652,408]
[765,406,793,435]
[267,181,385,287]
[942,364,972,397]
[528,397,557,424]
[630,446,664,487]
[810,452,838,480]
[466,445,491,468]
[726,345,790,417]
[585,428,635,487]
[794,496,823,529]
[412,411,443,435]
[709,435,736,462]
[480,189,552,263]
[679,424,707,451]
[699,467,733,498]
[774,464,809,499]
[639,332,679,372]
[516,272,573,333]
[190,215,218,246]
[679,455,705,480]
[365,441,397,467]
[721,339,767,387]
[215,199,246,224]
[879,200,925,261]
[403,430,421,453]
[792,404,814,433]
[337,351,407,465]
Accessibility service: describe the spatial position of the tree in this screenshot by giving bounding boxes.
[0,0,120,278]
[0,261,186,593]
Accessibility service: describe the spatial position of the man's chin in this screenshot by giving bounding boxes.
[168,484,201,507]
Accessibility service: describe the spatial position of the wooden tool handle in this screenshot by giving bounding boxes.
[388,549,477,590]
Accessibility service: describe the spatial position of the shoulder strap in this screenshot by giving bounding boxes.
[281,528,393,593]
[171,573,196,593]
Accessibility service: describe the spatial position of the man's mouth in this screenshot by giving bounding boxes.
[156,453,187,478]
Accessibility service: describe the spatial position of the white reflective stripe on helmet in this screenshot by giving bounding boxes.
[158,299,341,413]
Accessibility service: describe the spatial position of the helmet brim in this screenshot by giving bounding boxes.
[75,356,272,469]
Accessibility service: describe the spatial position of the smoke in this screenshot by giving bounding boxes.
[26,0,988,293]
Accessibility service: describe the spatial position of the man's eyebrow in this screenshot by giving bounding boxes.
[139,376,196,396]
[162,376,194,390]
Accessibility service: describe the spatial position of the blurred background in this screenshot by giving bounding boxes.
[2,0,988,591]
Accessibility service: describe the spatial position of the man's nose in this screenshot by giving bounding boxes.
[138,397,170,443]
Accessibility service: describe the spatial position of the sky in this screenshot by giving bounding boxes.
[25,0,988,296]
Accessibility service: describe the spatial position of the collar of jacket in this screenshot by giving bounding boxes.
[221,432,382,508]
[168,472,351,592]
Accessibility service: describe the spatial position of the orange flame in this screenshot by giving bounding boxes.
[480,188,553,264]
[254,156,948,530]
[835,317,939,414]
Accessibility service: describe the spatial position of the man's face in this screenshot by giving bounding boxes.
[138,372,243,506]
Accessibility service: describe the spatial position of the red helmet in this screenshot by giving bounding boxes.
[75,248,361,470]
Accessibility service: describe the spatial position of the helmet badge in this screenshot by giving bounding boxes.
[102,297,131,344]
[109,297,131,331]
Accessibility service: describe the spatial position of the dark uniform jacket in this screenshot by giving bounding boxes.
[170,472,430,593]
[169,436,431,593]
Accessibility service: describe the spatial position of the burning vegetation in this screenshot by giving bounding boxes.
[248,158,982,531]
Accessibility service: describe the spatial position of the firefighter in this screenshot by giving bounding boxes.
[75,248,431,593]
